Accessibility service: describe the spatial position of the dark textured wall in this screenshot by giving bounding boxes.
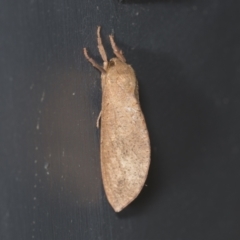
[1,0,240,239]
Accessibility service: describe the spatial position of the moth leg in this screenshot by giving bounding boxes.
[109,34,126,62]
[97,26,108,70]
[96,110,102,128]
[83,48,105,73]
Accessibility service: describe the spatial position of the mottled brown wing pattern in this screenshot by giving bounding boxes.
[100,81,150,212]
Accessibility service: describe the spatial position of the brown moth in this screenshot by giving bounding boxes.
[83,26,150,212]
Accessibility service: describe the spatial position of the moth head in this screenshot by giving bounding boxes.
[106,58,137,94]
[107,58,123,69]
[107,58,132,74]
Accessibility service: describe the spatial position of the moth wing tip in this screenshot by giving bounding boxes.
[112,204,125,212]
[113,207,123,212]
[110,197,135,213]
[107,183,146,212]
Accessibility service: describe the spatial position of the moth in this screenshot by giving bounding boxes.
[83,26,150,212]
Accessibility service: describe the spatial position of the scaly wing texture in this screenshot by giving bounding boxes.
[100,92,150,212]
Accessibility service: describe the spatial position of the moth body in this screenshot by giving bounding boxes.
[84,27,150,212]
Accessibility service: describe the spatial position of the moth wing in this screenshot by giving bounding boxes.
[100,97,150,212]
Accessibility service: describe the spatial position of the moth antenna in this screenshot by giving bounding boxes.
[83,48,106,73]
[97,26,108,70]
[109,34,126,62]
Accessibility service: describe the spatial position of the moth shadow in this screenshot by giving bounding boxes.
[117,46,219,217]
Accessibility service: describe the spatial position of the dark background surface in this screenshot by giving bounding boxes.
[1,0,240,239]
